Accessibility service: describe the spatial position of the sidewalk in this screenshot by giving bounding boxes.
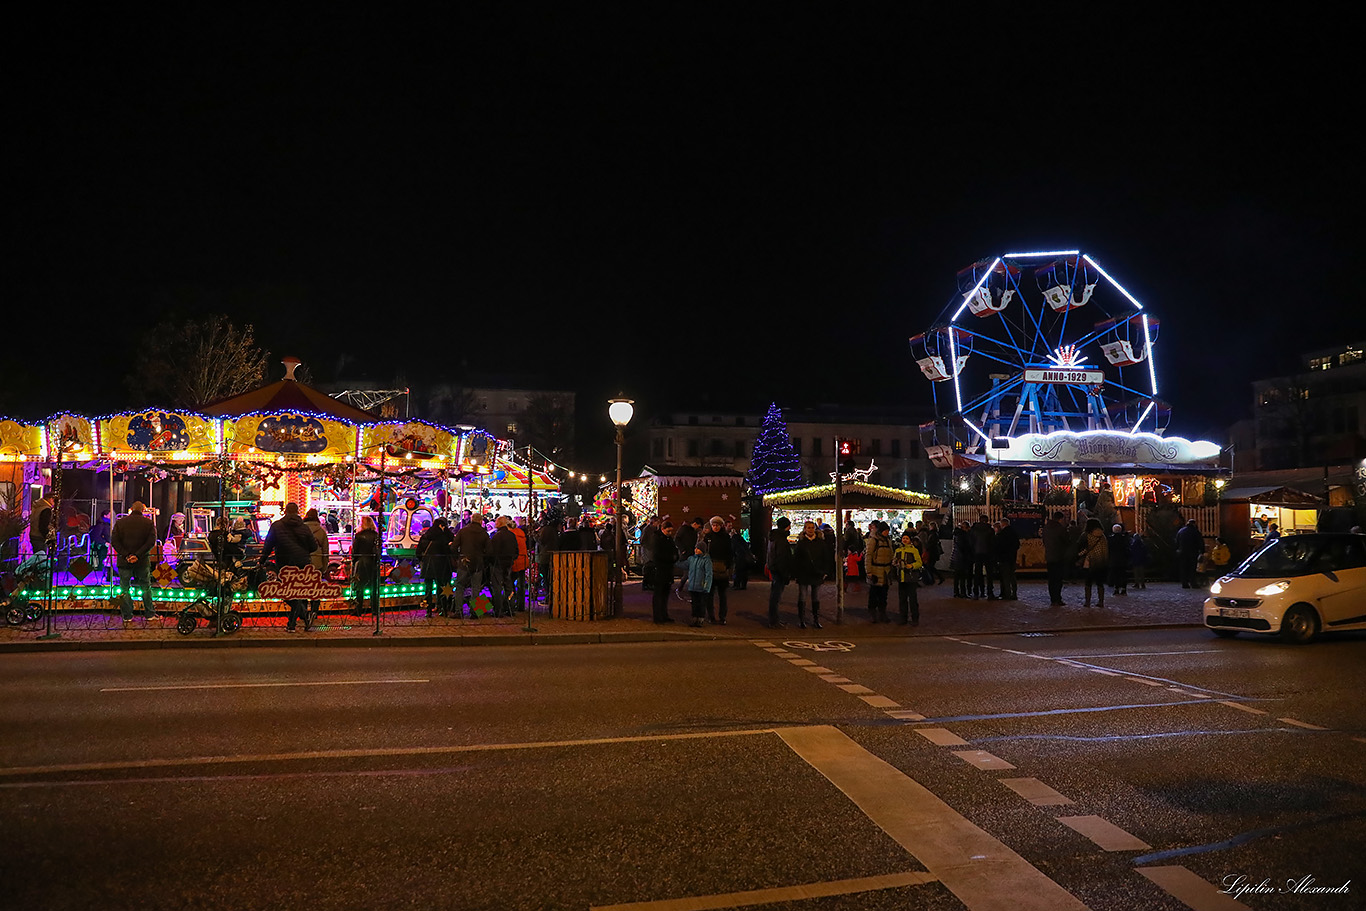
[0,578,1210,652]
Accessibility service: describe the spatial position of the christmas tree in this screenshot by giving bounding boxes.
[748,403,803,493]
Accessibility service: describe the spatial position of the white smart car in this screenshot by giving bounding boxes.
[1204,533,1366,644]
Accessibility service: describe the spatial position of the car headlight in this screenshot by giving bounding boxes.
[1254,581,1291,596]
[1210,581,1222,594]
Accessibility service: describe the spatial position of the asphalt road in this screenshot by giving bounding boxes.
[0,629,1361,910]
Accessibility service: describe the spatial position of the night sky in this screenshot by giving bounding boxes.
[10,13,1360,464]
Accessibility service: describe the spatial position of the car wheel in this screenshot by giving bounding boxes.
[1279,604,1319,644]
[1212,629,1239,639]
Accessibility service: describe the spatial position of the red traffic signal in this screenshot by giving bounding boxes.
[838,438,861,456]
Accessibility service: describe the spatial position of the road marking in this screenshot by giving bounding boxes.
[920,701,1212,724]
[1125,677,1167,687]
[1277,717,1328,730]
[770,651,800,658]
[801,666,834,674]
[0,727,781,778]
[859,695,900,708]
[1086,668,1123,676]
[99,679,428,693]
[1217,701,1266,715]
[916,728,969,746]
[750,641,775,647]
[836,683,875,694]
[1058,816,1151,851]
[1137,865,1251,911]
[787,659,817,667]
[1168,689,1211,698]
[819,675,852,684]
[999,778,1074,806]
[590,871,939,911]
[777,726,1088,911]
[952,750,1016,770]
[886,709,926,721]
[1056,650,1223,658]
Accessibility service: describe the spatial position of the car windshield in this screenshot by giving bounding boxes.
[1233,537,1326,578]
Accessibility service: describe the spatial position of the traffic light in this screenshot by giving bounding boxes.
[838,438,861,474]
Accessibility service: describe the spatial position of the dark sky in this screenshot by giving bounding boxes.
[10,12,1361,460]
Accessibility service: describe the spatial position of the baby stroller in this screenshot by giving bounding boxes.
[2,554,50,626]
[176,558,253,635]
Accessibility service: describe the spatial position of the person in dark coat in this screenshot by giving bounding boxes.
[1108,523,1131,596]
[969,514,996,600]
[1129,532,1149,590]
[793,521,830,629]
[1041,513,1069,606]
[950,520,973,598]
[730,526,752,590]
[455,513,490,615]
[259,502,319,631]
[993,519,1020,600]
[766,516,795,628]
[672,518,701,599]
[489,516,519,616]
[111,502,158,621]
[90,510,112,581]
[640,516,661,591]
[650,522,678,623]
[351,517,381,616]
[704,516,733,624]
[416,517,455,615]
[1175,519,1205,589]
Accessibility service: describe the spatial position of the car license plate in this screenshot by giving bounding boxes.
[1219,608,1250,619]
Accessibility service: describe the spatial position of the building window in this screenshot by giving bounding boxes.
[712,415,722,423]
[908,440,920,459]
[891,439,901,458]
[667,438,674,458]
[506,398,521,412]
[734,440,746,457]
[812,437,822,456]
[735,416,745,426]
[870,439,882,455]
[652,438,664,458]
[792,436,802,455]
[1342,347,1364,366]
[687,439,699,457]
[710,439,723,456]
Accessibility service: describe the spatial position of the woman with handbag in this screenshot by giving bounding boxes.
[1077,518,1109,609]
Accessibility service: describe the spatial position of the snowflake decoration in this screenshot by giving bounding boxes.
[681,506,690,513]
[721,493,729,500]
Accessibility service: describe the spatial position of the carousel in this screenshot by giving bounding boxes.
[0,360,557,628]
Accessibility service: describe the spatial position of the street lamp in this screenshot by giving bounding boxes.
[608,396,634,616]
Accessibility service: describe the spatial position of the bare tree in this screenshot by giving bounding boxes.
[126,315,269,408]
[515,393,575,460]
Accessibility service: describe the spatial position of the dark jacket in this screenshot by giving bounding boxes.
[1107,531,1131,569]
[970,519,995,557]
[457,522,490,562]
[731,532,752,568]
[1129,534,1149,566]
[91,517,111,548]
[950,526,973,570]
[111,512,157,568]
[705,529,733,572]
[652,532,678,568]
[352,527,380,557]
[793,533,830,585]
[1176,523,1204,556]
[675,523,699,558]
[767,526,795,578]
[261,515,317,568]
[490,526,519,568]
[416,524,455,559]
[994,524,1020,563]
[1041,518,1069,563]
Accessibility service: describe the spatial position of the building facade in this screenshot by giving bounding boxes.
[1245,342,1366,471]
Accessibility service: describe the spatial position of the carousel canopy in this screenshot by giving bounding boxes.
[764,481,939,510]
[200,358,376,422]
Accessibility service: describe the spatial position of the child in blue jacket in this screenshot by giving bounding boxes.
[685,544,713,627]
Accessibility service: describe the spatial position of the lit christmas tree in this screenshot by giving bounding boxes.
[747,403,803,493]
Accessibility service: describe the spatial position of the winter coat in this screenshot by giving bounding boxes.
[111,512,157,568]
[456,522,490,562]
[490,526,519,568]
[416,525,455,559]
[510,526,528,572]
[950,527,973,570]
[90,517,111,548]
[305,518,330,571]
[652,532,678,568]
[994,524,1020,563]
[894,542,923,584]
[352,528,380,557]
[1129,534,1149,566]
[1041,519,1069,563]
[675,523,698,558]
[970,520,995,557]
[1078,529,1109,569]
[1175,523,1204,556]
[731,532,752,569]
[261,515,317,568]
[866,533,895,585]
[705,529,733,575]
[686,552,713,593]
[640,524,660,562]
[767,527,795,578]
[1107,532,1130,569]
[793,533,830,585]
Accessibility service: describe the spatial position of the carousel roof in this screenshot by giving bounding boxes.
[199,358,377,422]
[764,482,940,510]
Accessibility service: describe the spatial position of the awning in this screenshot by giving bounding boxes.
[1218,485,1325,506]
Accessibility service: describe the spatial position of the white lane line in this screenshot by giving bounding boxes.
[820,676,852,684]
[1138,865,1252,911]
[750,641,775,647]
[886,709,926,721]
[1125,677,1167,687]
[801,666,834,674]
[1169,689,1211,698]
[788,659,817,667]
[777,726,1089,911]
[916,728,968,747]
[859,695,900,708]
[590,871,939,910]
[100,679,428,693]
[952,750,1016,771]
[1088,669,1123,676]
[836,683,875,695]
[1056,650,1223,658]
[1278,717,1328,730]
[1058,816,1151,851]
[770,651,801,658]
[1218,701,1267,715]
[1000,778,1074,806]
[0,727,780,778]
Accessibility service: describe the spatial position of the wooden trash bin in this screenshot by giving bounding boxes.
[550,551,610,620]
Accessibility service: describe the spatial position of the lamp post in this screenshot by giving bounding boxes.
[984,473,995,515]
[608,396,634,617]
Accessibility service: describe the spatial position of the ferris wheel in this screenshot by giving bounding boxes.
[911,250,1165,454]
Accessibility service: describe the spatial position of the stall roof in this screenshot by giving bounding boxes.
[629,465,746,487]
[764,482,939,510]
[1219,485,1325,506]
